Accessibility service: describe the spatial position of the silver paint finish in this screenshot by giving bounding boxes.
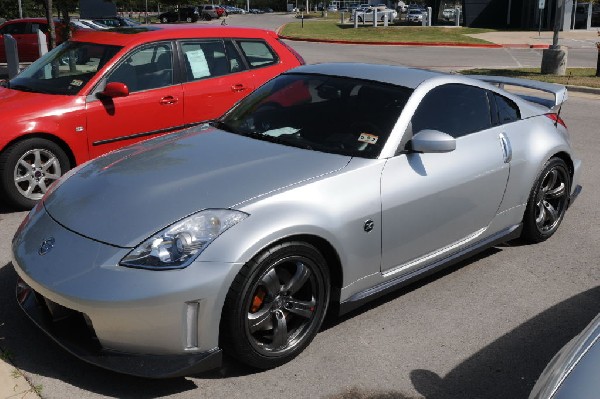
[11,64,583,371]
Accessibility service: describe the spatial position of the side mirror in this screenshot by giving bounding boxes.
[98,82,129,98]
[409,129,456,153]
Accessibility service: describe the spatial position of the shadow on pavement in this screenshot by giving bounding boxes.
[409,286,600,399]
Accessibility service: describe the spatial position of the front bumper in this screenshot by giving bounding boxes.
[12,204,243,377]
[17,279,221,378]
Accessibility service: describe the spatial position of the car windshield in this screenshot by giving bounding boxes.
[8,41,122,95]
[216,73,412,158]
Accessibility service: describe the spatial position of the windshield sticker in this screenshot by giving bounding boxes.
[70,80,84,87]
[358,133,378,145]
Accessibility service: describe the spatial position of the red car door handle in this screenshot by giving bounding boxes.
[231,84,247,92]
[159,96,178,105]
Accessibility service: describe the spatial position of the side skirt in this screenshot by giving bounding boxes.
[338,223,523,315]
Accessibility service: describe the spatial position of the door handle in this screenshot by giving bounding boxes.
[231,84,247,92]
[159,96,178,105]
[499,133,512,163]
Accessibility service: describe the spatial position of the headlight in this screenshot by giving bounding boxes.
[120,209,248,270]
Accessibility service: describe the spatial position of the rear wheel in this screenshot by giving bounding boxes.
[186,16,192,22]
[220,242,330,369]
[161,17,168,23]
[521,157,571,243]
[0,138,70,209]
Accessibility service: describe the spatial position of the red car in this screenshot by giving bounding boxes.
[0,18,66,63]
[0,25,305,208]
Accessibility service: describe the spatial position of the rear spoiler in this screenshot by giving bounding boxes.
[467,75,568,111]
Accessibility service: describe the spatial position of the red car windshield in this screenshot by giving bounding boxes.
[8,41,121,95]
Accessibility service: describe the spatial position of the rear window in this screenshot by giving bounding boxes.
[236,40,278,68]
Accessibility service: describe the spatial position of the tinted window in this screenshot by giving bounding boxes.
[219,73,412,159]
[493,93,520,125]
[412,84,492,138]
[236,40,278,68]
[108,42,173,92]
[181,40,231,80]
[1,22,27,35]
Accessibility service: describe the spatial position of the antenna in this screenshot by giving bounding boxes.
[554,72,571,127]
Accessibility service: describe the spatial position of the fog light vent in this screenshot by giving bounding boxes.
[185,301,200,349]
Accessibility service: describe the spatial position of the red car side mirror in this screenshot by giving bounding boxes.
[99,82,129,98]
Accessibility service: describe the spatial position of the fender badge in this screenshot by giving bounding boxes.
[39,237,55,256]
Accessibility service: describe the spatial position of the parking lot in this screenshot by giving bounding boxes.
[1,13,599,399]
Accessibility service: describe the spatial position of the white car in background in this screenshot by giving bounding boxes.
[353,7,398,22]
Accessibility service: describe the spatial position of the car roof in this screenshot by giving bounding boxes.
[286,63,444,90]
[70,25,278,46]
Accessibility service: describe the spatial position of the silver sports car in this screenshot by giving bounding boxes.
[12,63,582,378]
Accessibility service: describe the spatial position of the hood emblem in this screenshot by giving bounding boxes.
[39,237,55,256]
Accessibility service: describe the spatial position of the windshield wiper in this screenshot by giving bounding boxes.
[210,120,235,133]
[241,131,313,150]
[9,84,50,94]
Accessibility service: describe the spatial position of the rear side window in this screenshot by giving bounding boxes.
[491,92,520,125]
[411,83,492,138]
[236,40,278,68]
[181,40,233,81]
[1,22,27,35]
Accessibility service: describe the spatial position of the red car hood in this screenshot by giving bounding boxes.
[0,87,80,121]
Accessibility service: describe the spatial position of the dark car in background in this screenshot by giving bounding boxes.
[0,18,65,62]
[159,6,200,23]
[91,16,141,27]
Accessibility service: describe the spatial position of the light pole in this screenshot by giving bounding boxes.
[18,0,23,18]
[541,0,567,75]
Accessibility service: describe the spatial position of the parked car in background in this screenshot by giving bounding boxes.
[199,4,223,20]
[0,18,65,62]
[0,25,305,209]
[92,16,141,27]
[529,313,600,399]
[442,8,456,20]
[221,5,246,14]
[12,63,581,377]
[407,8,424,22]
[159,6,200,23]
[352,7,398,22]
[70,18,109,31]
[327,4,338,11]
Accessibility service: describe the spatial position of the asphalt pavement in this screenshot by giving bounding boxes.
[0,13,599,399]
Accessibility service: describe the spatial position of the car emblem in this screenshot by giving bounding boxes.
[39,237,55,256]
[364,220,374,232]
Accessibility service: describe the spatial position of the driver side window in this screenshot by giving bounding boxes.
[107,42,173,93]
[412,84,492,138]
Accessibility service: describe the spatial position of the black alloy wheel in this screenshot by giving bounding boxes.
[221,242,330,369]
[521,157,571,243]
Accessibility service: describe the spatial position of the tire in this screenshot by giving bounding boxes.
[521,157,571,243]
[204,14,212,21]
[161,17,168,23]
[358,16,363,22]
[186,17,192,22]
[0,138,70,210]
[220,241,330,369]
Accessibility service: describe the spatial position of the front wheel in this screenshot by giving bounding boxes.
[521,157,571,243]
[220,242,330,369]
[0,138,70,209]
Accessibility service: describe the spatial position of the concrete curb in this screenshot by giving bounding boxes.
[0,355,40,399]
[566,84,600,95]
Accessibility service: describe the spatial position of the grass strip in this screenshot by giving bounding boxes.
[463,68,600,89]
[280,20,495,44]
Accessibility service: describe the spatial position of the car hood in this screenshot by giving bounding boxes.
[0,87,76,118]
[44,126,351,247]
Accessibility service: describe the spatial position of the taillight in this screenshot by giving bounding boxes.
[277,39,306,65]
[546,113,567,129]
